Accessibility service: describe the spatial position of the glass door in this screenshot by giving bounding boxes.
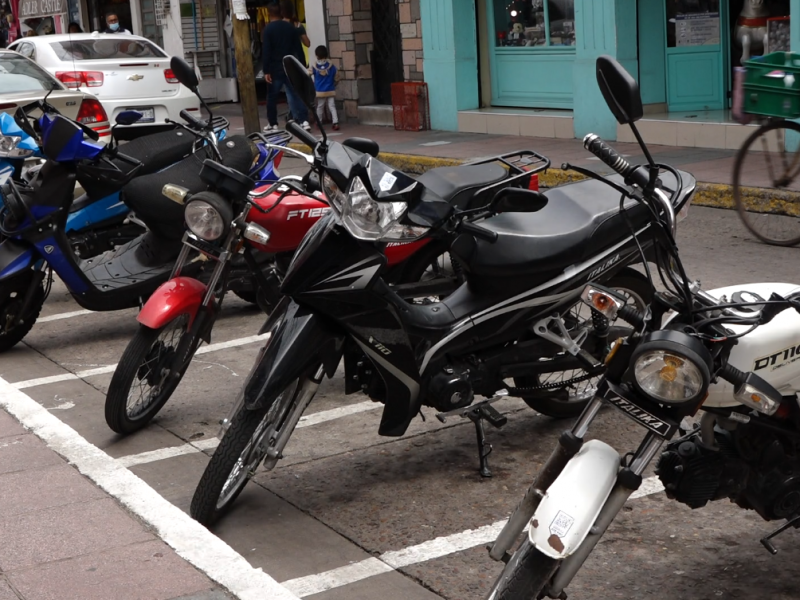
[665,0,728,111]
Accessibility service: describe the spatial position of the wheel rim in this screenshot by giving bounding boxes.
[125,315,189,420]
[735,123,800,246]
[0,290,24,337]
[216,379,300,510]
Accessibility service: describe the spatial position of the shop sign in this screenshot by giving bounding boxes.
[19,0,65,19]
[675,12,720,47]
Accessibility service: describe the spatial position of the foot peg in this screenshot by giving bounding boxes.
[760,514,800,555]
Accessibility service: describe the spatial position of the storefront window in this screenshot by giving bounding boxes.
[493,0,575,48]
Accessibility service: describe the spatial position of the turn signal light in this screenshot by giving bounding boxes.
[580,285,625,320]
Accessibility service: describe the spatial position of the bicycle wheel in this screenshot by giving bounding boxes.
[733,119,800,246]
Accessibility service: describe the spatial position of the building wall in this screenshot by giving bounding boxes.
[326,0,423,119]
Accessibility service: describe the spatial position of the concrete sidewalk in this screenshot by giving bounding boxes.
[0,407,231,600]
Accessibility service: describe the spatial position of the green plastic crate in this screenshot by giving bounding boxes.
[744,52,800,118]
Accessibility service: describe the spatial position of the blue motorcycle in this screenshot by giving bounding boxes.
[0,92,287,351]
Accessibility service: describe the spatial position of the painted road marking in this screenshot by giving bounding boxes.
[0,376,300,600]
[37,309,94,323]
[117,400,383,467]
[12,334,270,390]
[419,141,452,147]
[282,475,665,596]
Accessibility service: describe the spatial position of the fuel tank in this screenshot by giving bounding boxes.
[248,188,330,253]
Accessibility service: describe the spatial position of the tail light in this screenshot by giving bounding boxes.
[164,68,179,84]
[274,150,284,169]
[56,71,104,88]
[527,173,539,191]
[77,98,109,126]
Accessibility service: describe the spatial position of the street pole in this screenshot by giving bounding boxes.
[230,3,260,133]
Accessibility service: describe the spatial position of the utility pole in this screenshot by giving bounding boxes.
[230,1,260,133]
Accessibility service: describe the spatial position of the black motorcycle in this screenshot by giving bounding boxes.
[188,55,696,526]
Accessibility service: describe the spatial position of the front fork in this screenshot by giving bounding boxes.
[489,384,664,594]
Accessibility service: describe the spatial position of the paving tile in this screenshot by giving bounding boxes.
[0,411,25,440]
[0,580,20,600]
[7,540,214,600]
[0,463,107,517]
[0,434,64,476]
[0,498,153,571]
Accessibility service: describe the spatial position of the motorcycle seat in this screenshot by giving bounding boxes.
[122,135,257,241]
[451,171,691,291]
[418,163,508,210]
[115,129,197,176]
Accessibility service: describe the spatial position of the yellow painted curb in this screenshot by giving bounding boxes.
[287,144,800,214]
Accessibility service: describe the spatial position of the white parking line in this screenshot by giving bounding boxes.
[117,401,382,468]
[37,309,94,323]
[0,376,300,600]
[282,475,665,596]
[12,334,269,390]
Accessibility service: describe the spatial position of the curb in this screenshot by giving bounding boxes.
[287,144,799,213]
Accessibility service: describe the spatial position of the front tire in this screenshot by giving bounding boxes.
[0,273,44,353]
[105,313,198,434]
[487,539,560,600]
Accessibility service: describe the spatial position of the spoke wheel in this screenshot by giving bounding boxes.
[105,314,195,434]
[733,120,800,246]
[513,270,651,418]
[191,378,302,526]
[487,539,560,600]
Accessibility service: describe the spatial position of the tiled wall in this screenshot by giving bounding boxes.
[325,0,423,120]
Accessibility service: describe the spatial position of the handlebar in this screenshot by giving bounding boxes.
[583,134,650,189]
[286,121,318,150]
[180,109,208,130]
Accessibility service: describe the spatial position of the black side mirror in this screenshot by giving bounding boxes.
[115,110,142,126]
[343,137,379,158]
[170,56,199,93]
[491,188,549,214]
[283,55,316,109]
[596,55,643,125]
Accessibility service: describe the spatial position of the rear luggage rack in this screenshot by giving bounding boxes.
[463,150,550,202]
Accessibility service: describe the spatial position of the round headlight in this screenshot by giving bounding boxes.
[631,330,711,404]
[184,192,233,241]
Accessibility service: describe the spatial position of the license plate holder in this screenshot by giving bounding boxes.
[125,107,155,123]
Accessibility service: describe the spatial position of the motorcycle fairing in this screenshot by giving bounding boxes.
[0,238,36,280]
[39,114,104,163]
[66,192,127,232]
[0,113,39,153]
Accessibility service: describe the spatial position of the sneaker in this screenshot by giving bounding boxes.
[263,124,279,132]
[332,123,340,131]
[301,121,311,131]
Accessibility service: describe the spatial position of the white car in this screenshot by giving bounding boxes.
[9,33,200,137]
[0,49,112,144]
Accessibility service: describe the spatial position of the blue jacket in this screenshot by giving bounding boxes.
[312,60,337,98]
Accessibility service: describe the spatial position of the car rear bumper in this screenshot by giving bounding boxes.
[102,91,201,128]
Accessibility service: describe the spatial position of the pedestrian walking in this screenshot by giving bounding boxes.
[312,45,339,131]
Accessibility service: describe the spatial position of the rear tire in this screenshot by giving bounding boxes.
[488,539,560,600]
[190,378,302,526]
[0,273,44,353]
[515,269,651,418]
[105,314,198,434]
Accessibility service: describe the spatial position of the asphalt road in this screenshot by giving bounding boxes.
[4,184,800,600]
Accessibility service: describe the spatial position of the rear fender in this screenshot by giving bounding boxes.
[137,276,207,329]
[528,440,620,559]
[0,238,37,281]
[245,300,345,410]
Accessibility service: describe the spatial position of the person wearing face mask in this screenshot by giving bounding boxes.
[103,12,131,34]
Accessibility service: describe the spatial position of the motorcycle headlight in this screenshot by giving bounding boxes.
[184,193,233,241]
[322,172,345,211]
[0,135,34,158]
[341,177,428,241]
[631,330,711,405]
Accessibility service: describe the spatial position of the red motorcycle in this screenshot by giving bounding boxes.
[104,138,542,434]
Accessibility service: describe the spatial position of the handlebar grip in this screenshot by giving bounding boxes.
[617,305,644,329]
[180,109,207,130]
[461,221,498,243]
[583,134,634,177]
[286,121,318,150]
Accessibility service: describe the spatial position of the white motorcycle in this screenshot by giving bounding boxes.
[485,56,800,599]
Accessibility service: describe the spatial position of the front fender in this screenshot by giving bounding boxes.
[0,238,37,281]
[137,276,207,329]
[529,440,619,559]
[245,300,345,410]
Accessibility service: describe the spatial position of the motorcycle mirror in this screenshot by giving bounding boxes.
[115,110,143,127]
[342,137,380,158]
[170,56,199,93]
[491,187,549,214]
[282,55,316,110]
[596,55,643,125]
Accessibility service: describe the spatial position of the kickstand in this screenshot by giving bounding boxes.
[760,513,800,555]
[467,404,508,478]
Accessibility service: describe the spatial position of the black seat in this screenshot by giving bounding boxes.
[451,171,691,291]
[417,163,508,210]
[122,135,257,241]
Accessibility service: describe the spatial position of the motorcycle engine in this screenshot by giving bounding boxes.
[657,421,800,520]
[426,364,474,412]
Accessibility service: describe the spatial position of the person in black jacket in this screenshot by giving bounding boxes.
[261,2,310,132]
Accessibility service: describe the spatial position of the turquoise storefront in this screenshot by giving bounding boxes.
[422,0,800,141]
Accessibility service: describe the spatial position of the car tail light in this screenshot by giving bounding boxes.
[56,71,104,88]
[164,68,179,84]
[77,98,109,125]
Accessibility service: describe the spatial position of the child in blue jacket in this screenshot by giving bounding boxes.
[312,45,339,130]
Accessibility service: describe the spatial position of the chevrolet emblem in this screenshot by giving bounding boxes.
[127,74,144,81]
